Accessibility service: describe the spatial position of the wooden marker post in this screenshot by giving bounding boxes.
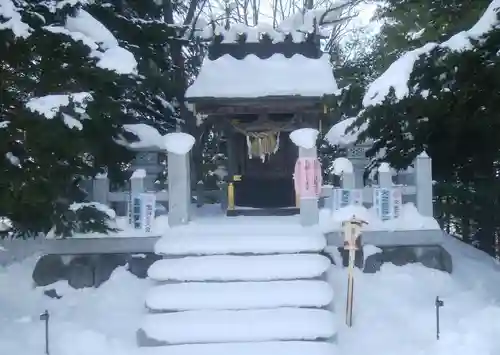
[343,215,368,327]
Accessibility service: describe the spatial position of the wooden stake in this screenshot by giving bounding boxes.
[343,215,368,327]
[346,240,356,327]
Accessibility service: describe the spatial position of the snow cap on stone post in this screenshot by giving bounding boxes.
[165,132,195,227]
[164,132,196,155]
[377,162,392,188]
[290,128,319,150]
[332,157,354,189]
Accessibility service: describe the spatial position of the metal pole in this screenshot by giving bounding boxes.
[40,310,50,355]
[435,296,444,340]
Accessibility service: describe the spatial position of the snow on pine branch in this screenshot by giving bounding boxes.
[363,0,500,108]
[69,202,116,219]
[2,1,137,73]
[120,124,195,154]
[0,0,31,38]
[122,123,164,149]
[41,0,93,13]
[26,92,92,131]
[44,9,137,75]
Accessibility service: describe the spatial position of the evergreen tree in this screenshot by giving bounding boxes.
[86,0,182,133]
[370,0,492,75]
[0,0,149,237]
[354,2,500,254]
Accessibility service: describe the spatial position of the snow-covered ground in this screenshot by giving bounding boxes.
[329,236,500,355]
[1,234,499,355]
[0,261,148,355]
[62,201,439,240]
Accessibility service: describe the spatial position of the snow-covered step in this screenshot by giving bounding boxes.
[147,254,331,282]
[146,280,334,311]
[155,233,326,256]
[138,308,336,345]
[138,341,337,355]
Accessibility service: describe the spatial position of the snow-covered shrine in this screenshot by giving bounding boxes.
[186,25,338,215]
[1,13,452,352]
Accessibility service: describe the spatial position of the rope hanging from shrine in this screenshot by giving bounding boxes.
[231,118,295,162]
[245,131,280,162]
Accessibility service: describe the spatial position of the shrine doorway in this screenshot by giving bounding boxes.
[232,131,297,208]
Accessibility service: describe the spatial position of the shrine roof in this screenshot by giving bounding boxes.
[205,29,322,61]
[185,52,339,101]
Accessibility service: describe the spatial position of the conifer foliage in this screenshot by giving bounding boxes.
[0,0,147,237]
[352,1,500,255]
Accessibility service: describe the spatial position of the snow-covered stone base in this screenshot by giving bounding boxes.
[147,254,331,282]
[146,280,334,311]
[138,341,339,355]
[138,232,336,348]
[138,308,336,345]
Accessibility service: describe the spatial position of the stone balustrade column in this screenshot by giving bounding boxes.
[165,133,195,227]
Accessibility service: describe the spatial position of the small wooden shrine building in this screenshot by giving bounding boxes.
[186,25,339,215]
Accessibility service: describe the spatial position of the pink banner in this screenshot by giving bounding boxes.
[293,157,322,198]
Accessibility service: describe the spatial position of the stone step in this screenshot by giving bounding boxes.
[137,308,337,346]
[147,254,331,282]
[146,280,334,312]
[138,341,338,355]
[155,233,326,256]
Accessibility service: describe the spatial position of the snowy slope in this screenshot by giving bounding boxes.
[329,235,500,355]
[0,260,148,354]
[0,234,499,355]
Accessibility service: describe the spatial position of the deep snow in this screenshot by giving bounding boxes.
[0,234,499,355]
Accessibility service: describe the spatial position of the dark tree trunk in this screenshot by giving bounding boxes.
[163,0,204,185]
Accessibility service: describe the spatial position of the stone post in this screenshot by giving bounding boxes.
[415,151,433,217]
[130,169,146,196]
[92,173,109,205]
[219,181,228,211]
[289,128,320,227]
[298,146,319,226]
[328,157,355,210]
[341,172,355,189]
[347,145,370,188]
[165,133,195,227]
[351,161,365,189]
[335,157,355,189]
[196,181,205,207]
[378,162,392,188]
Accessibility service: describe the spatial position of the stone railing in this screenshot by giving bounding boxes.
[324,152,433,218]
[86,170,168,217]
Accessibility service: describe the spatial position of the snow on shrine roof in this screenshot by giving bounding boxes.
[195,5,347,44]
[186,53,339,99]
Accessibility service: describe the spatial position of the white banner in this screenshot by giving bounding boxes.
[127,192,156,230]
[140,193,156,233]
[130,194,143,229]
[126,192,133,227]
[373,187,402,221]
[392,188,402,219]
[332,188,363,211]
